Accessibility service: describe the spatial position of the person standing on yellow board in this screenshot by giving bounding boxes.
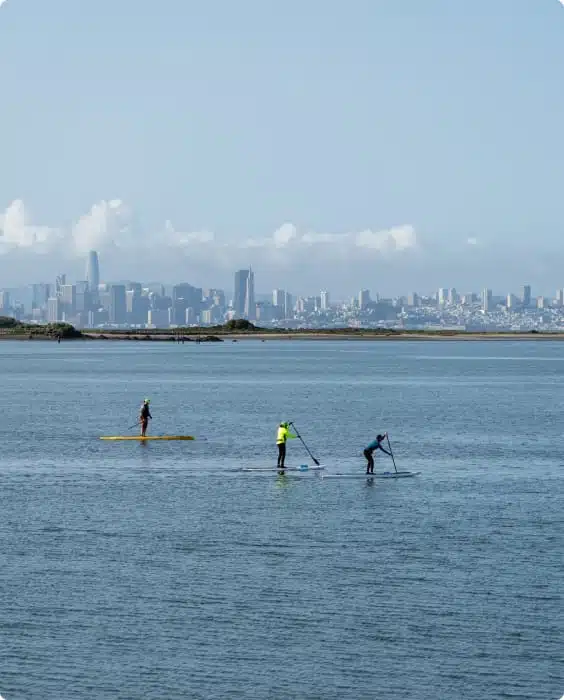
[140,399,152,437]
[276,421,296,469]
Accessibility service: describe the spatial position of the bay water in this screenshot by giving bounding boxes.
[0,339,562,699]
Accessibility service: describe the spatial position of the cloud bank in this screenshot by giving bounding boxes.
[0,198,419,292]
[6,198,543,296]
[0,199,417,256]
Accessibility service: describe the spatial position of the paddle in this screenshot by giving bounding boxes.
[386,433,398,473]
[289,422,320,466]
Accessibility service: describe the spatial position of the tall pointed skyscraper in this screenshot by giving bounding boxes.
[86,251,100,299]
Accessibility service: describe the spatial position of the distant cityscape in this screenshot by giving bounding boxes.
[2,250,564,331]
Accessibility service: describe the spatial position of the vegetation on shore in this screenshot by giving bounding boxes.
[0,317,81,338]
[0,316,558,340]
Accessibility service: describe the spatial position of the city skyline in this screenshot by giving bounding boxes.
[4,250,564,332]
[3,250,564,305]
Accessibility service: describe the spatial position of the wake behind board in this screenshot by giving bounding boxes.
[100,435,195,441]
[322,470,419,479]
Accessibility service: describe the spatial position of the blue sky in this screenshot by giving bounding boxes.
[0,0,563,296]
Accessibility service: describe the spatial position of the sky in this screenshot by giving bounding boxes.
[0,0,563,297]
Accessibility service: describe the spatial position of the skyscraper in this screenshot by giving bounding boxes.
[244,267,255,320]
[47,297,60,322]
[273,289,285,307]
[55,274,66,298]
[60,284,77,316]
[482,288,492,312]
[358,289,370,310]
[86,251,100,299]
[109,285,127,324]
[522,285,531,307]
[234,268,255,319]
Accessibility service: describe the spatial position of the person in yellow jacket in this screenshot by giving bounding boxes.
[276,421,297,469]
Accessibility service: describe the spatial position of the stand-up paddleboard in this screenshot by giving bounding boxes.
[322,470,419,479]
[240,465,325,472]
[100,435,195,441]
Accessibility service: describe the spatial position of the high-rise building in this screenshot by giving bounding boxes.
[234,270,248,316]
[358,289,370,310]
[173,284,202,310]
[556,289,564,307]
[448,288,458,305]
[47,297,60,322]
[244,268,255,320]
[284,292,293,317]
[320,290,330,311]
[109,285,127,324]
[74,281,89,313]
[31,284,50,310]
[0,290,10,310]
[522,285,531,307]
[438,288,448,306]
[234,268,255,319]
[60,284,77,316]
[55,274,66,298]
[126,290,149,324]
[482,288,492,312]
[172,284,202,325]
[273,289,285,307]
[127,282,143,296]
[86,251,100,299]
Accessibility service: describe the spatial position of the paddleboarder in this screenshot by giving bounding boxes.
[276,421,296,470]
[140,398,152,437]
[363,433,391,474]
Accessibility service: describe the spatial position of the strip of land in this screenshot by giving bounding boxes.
[2,318,564,341]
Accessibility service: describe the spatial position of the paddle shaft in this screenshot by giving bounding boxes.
[290,422,320,465]
[128,415,151,430]
[386,434,398,473]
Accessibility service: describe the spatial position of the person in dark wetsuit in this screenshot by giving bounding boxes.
[363,433,391,474]
[140,399,152,437]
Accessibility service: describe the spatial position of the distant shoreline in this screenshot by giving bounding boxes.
[4,330,564,342]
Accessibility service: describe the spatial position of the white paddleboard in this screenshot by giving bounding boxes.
[240,465,325,472]
[322,471,419,479]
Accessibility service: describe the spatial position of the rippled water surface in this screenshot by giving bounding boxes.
[1,339,562,699]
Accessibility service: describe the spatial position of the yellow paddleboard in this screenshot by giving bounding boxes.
[100,435,195,441]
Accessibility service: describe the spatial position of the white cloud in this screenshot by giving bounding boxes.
[273,223,298,247]
[0,198,418,286]
[0,199,63,252]
[355,225,416,251]
[72,199,134,253]
[161,220,216,246]
[235,222,417,253]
